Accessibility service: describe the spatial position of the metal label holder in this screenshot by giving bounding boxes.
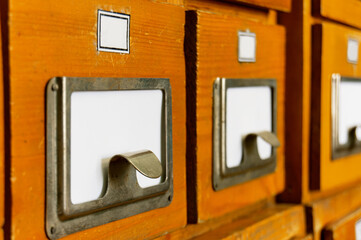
[46,77,173,239]
[213,78,279,191]
[331,74,361,160]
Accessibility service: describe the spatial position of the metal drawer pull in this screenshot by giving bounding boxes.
[348,126,361,147]
[105,150,162,196]
[242,131,280,169]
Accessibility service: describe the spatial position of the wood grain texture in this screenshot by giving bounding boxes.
[192,205,305,240]
[324,206,361,240]
[310,22,361,191]
[156,203,306,240]
[0,11,5,240]
[290,235,313,240]
[225,0,291,12]
[313,0,361,30]
[185,0,269,22]
[306,183,361,240]
[8,0,186,239]
[186,11,285,222]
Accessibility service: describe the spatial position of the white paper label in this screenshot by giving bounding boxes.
[338,81,361,144]
[70,90,162,204]
[356,219,361,240]
[238,31,256,62]
[226,86,272,168]
[347,38,359,64]
[97,10,130,54]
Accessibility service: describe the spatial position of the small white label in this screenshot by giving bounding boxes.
[238,31,256,62]
[356,219,361,240]
[97,10,130,54]
[347,38,359,64]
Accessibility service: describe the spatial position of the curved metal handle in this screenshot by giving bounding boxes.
[110,150,162,178]
[102,150,163,202]
[241,131,280,169]
[349,126,361,146]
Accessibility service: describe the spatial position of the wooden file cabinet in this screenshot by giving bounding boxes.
[7,0,186,239]
[310,22,361,191]
[186,10,285,222]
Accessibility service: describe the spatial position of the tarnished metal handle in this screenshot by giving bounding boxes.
[241,131,280,169]
[110,150,162,178]
[349,126,361,146]
[102,150,163,202]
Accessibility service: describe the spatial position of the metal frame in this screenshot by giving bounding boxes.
[213,78,278,191]
[46,77,173,239]
[331,74,361,159]
[238,30,256,63]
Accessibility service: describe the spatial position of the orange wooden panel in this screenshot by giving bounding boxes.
[324,206,361,240]
[156,203,306,240]
[306,183,361,240]
[313,0,361,30]
[0,10,5,240]
[291,235,313,240]
[225,0,291,12]
[8,0,186,239]
[310,22,361,191]
[186,11,285,222]
[192,205,305,240]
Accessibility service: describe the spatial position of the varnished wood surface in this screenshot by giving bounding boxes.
[186,10,285,222]
[185,0,270,22]
[278,0,361,204]
[306,183,361,240]
[290,235,313,240]
[324,206,361,240]
[310,22,361,191]
[192,205,305,240]
[155,203,306,240]
[313,0,361,30]
[225,0,291,12]
[0,10,5,240]
[8,0,186,239]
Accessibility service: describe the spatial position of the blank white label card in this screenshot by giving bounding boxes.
[226,86,272,168]
[70,90,163,204]
[356,219,361,240]
[238,31,256,62]
[97,10,130,54]
[347,38,359,64]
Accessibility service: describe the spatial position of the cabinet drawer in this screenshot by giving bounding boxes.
[225,0,291,12]
[186,10,285,222]
[324,206,361,240]
[310,22,361,191]
[313,0,361,30]
[8,0,186,239]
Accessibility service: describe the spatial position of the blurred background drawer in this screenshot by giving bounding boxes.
[313,0,361,30]
[185,10,285,222]
[310,22,361,192]
[324,206,361,240]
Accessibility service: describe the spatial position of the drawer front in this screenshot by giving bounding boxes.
[8,0,186,239]
[186,11,285,222]
[313,0,361,30]
[0,13,4,240]
[310,22,361,191]
[225,0,291,12]
[324,207,361,240]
